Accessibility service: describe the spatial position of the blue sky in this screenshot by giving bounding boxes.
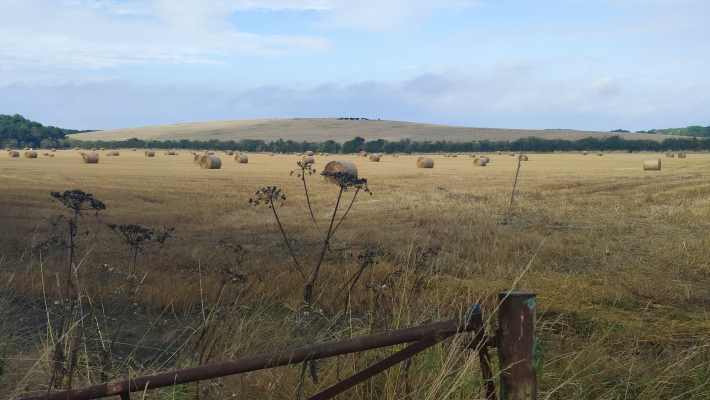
[1,0,708,131]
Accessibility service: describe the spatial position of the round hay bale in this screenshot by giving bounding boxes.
[107,150,120,156]
[678,152,687,159]
[666,152,675,158]
[8,150,20,158]
[582,151,588,155]
[145,151,156,157]
[305,150,314,157]
[497,151,502,155]
[82,152,99,164]
[643,159,661,171]
[359,151,368,157]
[51,148,56,152]
[416,157,434,168]
[200,155,222,169]
[302,155,315,165]
[237,154,249,164]
[369,154,381,162]
[323,160,358,185]
[24,151,38,158]
[226,150,235,156]
[518,155,529,161]
[509,153,516,157]
[474,156,490,166]
[165,150,178,156]
[597,152,603,156]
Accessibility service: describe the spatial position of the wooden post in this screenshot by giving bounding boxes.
[497,291,537,400]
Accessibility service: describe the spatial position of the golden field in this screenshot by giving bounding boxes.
[67,118,674,142]
[1,150,710,399]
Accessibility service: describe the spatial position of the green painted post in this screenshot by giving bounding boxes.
[497,291,537,400]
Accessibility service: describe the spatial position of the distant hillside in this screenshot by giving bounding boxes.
[639,125,710,137]
[0,114,83,148]
[69,118,674,143]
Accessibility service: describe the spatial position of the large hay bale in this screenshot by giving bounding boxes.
[165,150,178,156]
[416,157,434,168]
[519,155,529,161]
[8,150,20,158]
[107,150,120,157]
[305,150,314,156]
[322,160,358,185]
[643,159,661,171]
[226,150,235,156]
[302,155,315,165]
[193,153,202,163]
[666,152,675,158]
[145,151,156,157]
[24,151,38,158]
[82,152,99,164]
[369,154,381,162]
[597,152,603,156]
[678,152,687,159]
[359,151,368,157]
[200,155,222,169]
[474,156,490,166]
[237,154,249,164]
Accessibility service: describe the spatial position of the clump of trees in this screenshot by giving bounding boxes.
[639,125,710,137]
[0,114,87,149]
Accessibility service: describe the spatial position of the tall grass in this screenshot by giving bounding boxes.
[1,152,710,399]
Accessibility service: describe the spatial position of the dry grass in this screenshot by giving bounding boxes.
[1,150,710,399]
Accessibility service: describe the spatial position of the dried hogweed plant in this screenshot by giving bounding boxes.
[250,163,371,306]
[291,159,318,227]
[48,189,106,390]
[107,223,174,276]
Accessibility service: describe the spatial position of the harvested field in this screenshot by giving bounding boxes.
[1,150,710,399]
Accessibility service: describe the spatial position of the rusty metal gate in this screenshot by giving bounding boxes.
[17,291,536,400]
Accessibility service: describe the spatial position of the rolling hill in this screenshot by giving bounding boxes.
[68,118,673,143]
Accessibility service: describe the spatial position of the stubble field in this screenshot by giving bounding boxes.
[1,150,710,399]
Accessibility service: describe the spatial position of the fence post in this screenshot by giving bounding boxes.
[497,291,537,400]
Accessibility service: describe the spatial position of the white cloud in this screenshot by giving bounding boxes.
[0,0,331,76]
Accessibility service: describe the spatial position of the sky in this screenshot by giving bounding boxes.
[0,0,708,131]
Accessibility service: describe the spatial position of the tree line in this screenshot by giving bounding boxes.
[70,135,710,153]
